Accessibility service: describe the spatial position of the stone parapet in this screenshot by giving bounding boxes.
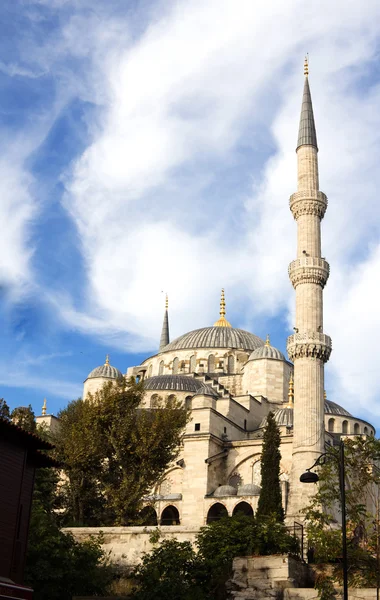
[289,190,327,220]
[288,258,329,289]
[287,331,332,363]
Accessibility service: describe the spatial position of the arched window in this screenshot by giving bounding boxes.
[185,396,192,410]
[328,418,335,433]
[208,354,215,373]
[159,360,164,375]
[172,357,179,374]
[228,355,235,374]
[206,503,228,523]
[354,423,360,435]
[167,394,176,403]
[139,506,158,526]
[342,420,348,434]
[189,355,196,373]
[151,394,159,408]
[229,473,242,488]
[180,361,186,372]
[161,505,180,525]
[148,364,153,377]
[364,426,368,435]
[232,502,254,517]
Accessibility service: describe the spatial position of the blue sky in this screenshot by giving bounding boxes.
[2,0,380,430]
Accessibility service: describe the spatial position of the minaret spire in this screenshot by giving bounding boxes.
[286,61,332,519]
[159,294,170,351]
[214,289,232,328]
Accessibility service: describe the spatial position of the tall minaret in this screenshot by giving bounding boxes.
[159,294,170,351]
[286,58,332,518]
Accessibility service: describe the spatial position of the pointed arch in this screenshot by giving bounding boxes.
[232,502,253,517]
[172,357,179,374]
[228,355,235,374]
[206,503,228,523]
[161,505,180,525]
[208,354,215,373]
[189,355,196,373]
[159,360,164,375]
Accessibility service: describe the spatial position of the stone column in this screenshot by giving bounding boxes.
[286,67,332,520]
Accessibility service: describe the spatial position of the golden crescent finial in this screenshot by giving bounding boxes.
[304,55,309,77]
[324,389,327,400]
[214,288,232,327]
[105,354,110,366]
[165,294,168,310]
[42,398,47,416]
[265,334,270,347]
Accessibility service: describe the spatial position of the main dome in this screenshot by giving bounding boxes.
[160,326,264,353]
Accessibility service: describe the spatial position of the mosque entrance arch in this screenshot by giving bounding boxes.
[206,503,228,523]
[232,502,253,517]
[160,505,180,525]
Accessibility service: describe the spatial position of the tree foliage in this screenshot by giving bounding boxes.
[256,411,284,522]
[132,514,298,600]
[0,397,10,419]
[304,436,380,589]
[11,404,36,432]
[55,377,189,525]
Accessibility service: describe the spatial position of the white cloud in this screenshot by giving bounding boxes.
[5,0,380,421]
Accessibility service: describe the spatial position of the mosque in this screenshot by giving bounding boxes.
[42,60,376,532]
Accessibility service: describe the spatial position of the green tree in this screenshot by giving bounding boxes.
[0,398,10,419]
[55,377,189,525]
[304,436,380,589]
[11,404,36,432]
[256,411,284,522]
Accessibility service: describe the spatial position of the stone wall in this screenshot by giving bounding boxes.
[64,526,199,569]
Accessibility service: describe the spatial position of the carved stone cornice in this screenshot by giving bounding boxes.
[289,190,328,220]
[287,331,332,363]
[288,258,330,289]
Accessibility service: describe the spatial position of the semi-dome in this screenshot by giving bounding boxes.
[143,375,218,397]
[325,399,352,417]
[248,336,286,361]
[213,485,237,497]
[160,327,264,353]
[238,484,261,496]
[259,399,352,429]
[87,356,122,380]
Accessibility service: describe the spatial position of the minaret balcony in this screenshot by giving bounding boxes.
[289,190,327,220]
[287,331,332,363]
[288,258,329,289]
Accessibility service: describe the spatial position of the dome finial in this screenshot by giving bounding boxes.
[324,389,327,400]
[214,288,232,327]
[304,54,309,77]
[42,398,47,416]
[165,293,168,310]
[287,374,294,407]
[265,334,270,347]
[105,354,110,366]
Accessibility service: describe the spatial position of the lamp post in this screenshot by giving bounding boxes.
[300,440,348,600]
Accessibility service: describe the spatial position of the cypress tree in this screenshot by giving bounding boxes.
[256,411,284,522]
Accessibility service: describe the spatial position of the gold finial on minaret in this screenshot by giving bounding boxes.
[105,354,110,366]
[287,375,294,407]
[42,398,47,416]
[165,294,168,310]
[324,389,327,400]
[265,334,270,347]
[304,55,309,77]
[214,289,232,327]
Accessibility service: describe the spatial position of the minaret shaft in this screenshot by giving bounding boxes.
[286,69,332,520]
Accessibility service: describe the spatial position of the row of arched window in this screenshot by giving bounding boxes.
[139,502,253,526]
[150,394,192,408]
[146,355,236,378]
[327,418,373,436]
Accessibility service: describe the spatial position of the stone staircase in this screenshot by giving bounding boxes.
[195,373,232,399]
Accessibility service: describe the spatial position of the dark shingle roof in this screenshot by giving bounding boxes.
[143,375,218,397]
[297,77,318,151]
[160,326,263,353]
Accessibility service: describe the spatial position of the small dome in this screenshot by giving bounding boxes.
[87,356,122,380]
[260,407,294,429]
[213,485,237,497]
[249,337,285,361]
[238,484,261,496]
[143,375,218,397]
